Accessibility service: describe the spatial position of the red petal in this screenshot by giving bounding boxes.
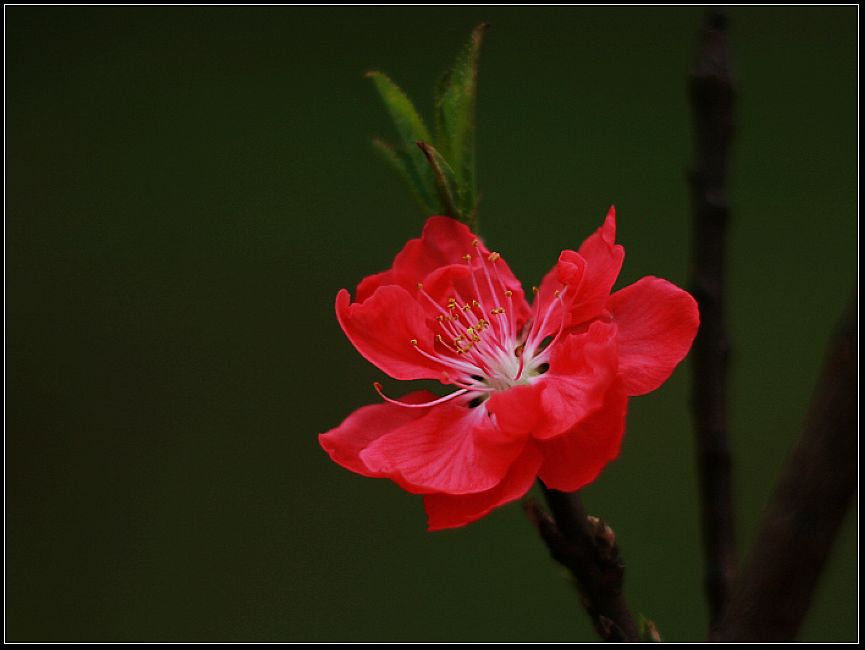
[572,205,624,322]
[336,286,442,381]
[534,251,586,340]
[556,249,589,287]
[355,269,394,302]
[487,320,619,440]
[391,216,480,286]
[538,381,628,491]
[486,383,543,437]
[318,391,438,478]
[533,207,624,330]
[537,249,587,302]
[359,402,525,495]
[390,217,531,323]
[609,276,700,396]
[423,443,543,530]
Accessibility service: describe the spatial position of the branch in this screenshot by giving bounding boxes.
[687,10,737,626]
[525,485,639,642]
[715,296,857,641]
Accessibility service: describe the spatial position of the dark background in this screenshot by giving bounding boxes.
[6,6,857,642]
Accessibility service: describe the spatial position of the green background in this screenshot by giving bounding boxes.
[6,6,857,642]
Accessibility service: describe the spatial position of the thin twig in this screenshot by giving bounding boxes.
[525,485,639,642]
[687,10,738,627]
[714,296,857,641]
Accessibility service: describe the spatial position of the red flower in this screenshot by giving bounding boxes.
[320,208,699,530]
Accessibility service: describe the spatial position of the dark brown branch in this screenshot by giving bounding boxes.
[687,10,738,627]
[525,485,639,642]
[715,297,857,641]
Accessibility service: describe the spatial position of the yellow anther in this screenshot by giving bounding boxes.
[462,304,471,311]
[504,290,513,298]
[488,252,500,263]
[472,299,480,307]
[554,289,561,298]
[472,239,480,248]
[463,254,472,262]
[410,339,418,346]
[436,334,444,342]
[466,327,475,335]
[532,286,539,295]
[416,282,423,290]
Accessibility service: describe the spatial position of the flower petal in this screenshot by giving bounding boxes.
[423,443,543,530]
[355,269,395,302]
[486,382,544,437]
[390,217,531,320]
[609,276,700,396]
[533,206,624,330]
[359,402,525,495]
[487,320,619,440]
[538,380,628,491]
[534,251,586,340]
[318,391,438,478]
[336,286,443,381]
[572,205,624,321]
[391,216,480,286]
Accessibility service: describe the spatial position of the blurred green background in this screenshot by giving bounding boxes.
[6,6,857,642]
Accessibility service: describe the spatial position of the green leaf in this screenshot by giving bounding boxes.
[366,71,435,205]
[372,138,437,214]
[416,141,459,221]
[434,22,488,218]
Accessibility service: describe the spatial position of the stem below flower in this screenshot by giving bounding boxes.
[525,484,639,642]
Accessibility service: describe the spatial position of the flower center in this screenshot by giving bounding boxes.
[377,240,568,409]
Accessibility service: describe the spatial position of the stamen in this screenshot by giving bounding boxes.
[374,382,469,408]
[513,343,527,381]
[417,285,453,320]
[486,258,517,345]
[514,287,568,381]
[525,286,569,365]
[436,333,459,353]
[409,336,482,375]
[408,240,567,393]
[533,293,570,365]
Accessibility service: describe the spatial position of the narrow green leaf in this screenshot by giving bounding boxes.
[366,71,434,204]
[372,138,437,214]
[416,141,460,222]
[434,22,488,218]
